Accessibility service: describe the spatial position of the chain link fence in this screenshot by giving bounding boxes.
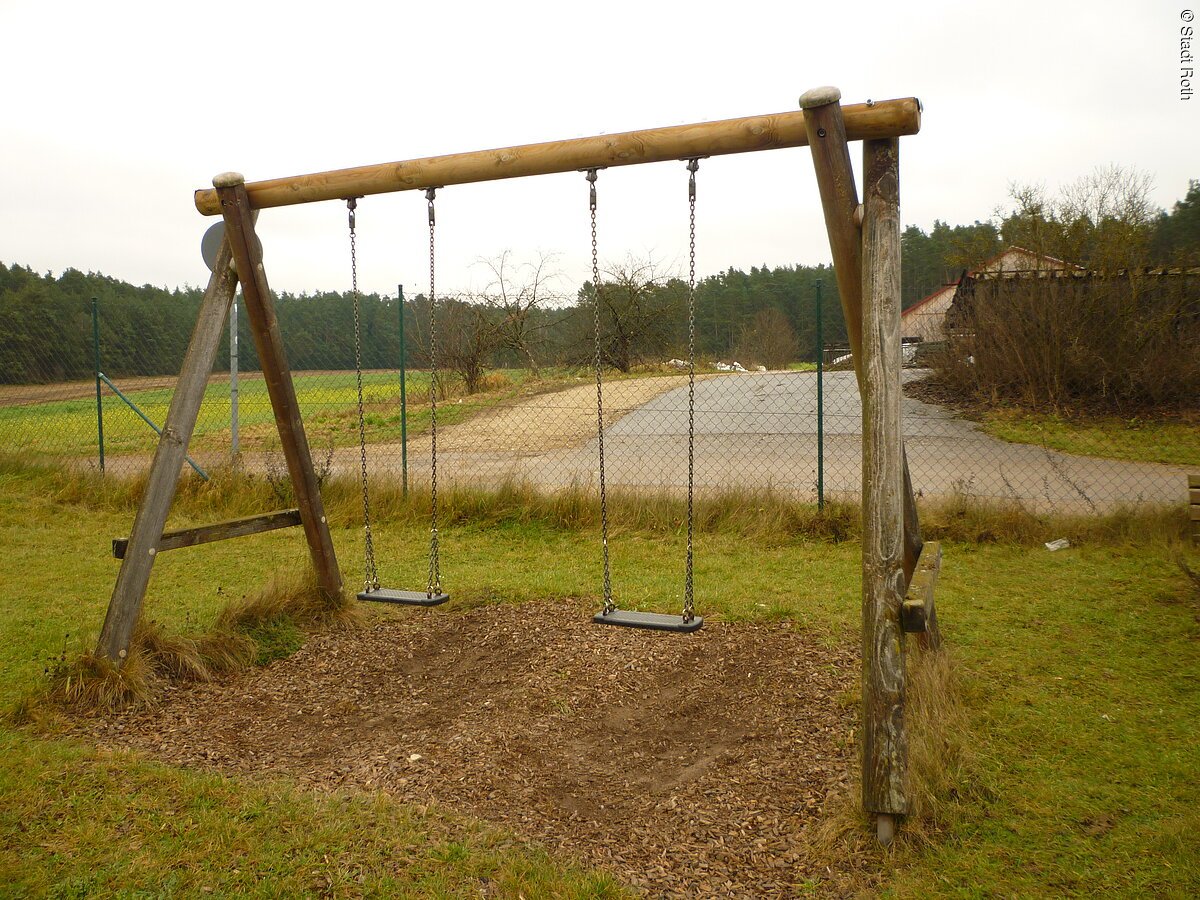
[1,295,1191,514]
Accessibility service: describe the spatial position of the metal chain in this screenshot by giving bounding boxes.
[425,188,442,597]
[587,168,614,614]
[349,199,379,593]
[683,159,699,622]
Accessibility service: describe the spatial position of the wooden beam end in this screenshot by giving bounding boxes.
[799,86,842,109]
[901,597,927,633]
[213,171,246,189]
[903,541,943,648]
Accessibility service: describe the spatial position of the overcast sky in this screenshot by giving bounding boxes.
[1,0,1194,300]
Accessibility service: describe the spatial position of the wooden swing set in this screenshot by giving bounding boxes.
[95,86,943,844]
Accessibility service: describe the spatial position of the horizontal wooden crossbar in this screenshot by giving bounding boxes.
[112,509,303,559]
[193,97,921,215]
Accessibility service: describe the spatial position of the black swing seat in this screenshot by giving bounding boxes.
[593,608,703,633]
[358,588,449,607]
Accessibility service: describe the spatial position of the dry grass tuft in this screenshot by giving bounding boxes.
[325,475,863,546]
[6,455,1185,552]
[904,645,971,832]
[217,570,362,633]
[47,646,160,711]
[803,644,970,873]
[922,492,1187,547]
[43,619,259,713]
[33,565,357,715]
[133,619,255,682]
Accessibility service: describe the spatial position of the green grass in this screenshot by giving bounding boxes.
[979,408,1200,467]
[1,463,1198,895]
[2,364,723,464]
[0,731,623,898]
[240,615,306,666]
[0,368,559,461]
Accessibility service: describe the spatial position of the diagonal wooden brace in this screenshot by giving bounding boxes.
[96,237,239,664]
[214,173,342,600]
[800,87,924,587]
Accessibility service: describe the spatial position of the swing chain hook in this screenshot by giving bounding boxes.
[586,168,598,212]
[426,187,438,226]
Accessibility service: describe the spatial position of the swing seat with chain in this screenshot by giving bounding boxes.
[587,161,704,634]
[358,588,449,606]
[592,608,704,633]
[347,194,449,608]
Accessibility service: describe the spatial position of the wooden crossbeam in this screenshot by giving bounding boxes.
[193,98,921,215]
[112,509,302,559]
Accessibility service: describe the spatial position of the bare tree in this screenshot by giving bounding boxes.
[477,251,565,376]
[586,256,683,373]
[1001,165,1159,270]
[735,307,799,370]
[436,295,505,395]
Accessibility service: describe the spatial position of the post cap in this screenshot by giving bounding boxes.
[799,86,842,109]
[212,171,245,188]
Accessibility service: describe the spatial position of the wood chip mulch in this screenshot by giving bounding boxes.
[75,600,864,897]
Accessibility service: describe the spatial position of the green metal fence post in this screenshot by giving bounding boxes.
[92,297,105,474]
[398,284,409,496]
[815,279,824,510]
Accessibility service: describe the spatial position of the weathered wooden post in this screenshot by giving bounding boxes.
[801,87,909,843]
[96,240,239,663]
[860,136,908,843]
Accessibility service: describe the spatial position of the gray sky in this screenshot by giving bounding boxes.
[2,0,1194,299]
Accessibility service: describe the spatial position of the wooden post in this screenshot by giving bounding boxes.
[800,87,923,586]
[860,136,908,838]
[214,173,343,600]
[95,238,239,664]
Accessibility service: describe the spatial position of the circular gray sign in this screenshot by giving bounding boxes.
[201,221,225,272]
[201,220,262,272]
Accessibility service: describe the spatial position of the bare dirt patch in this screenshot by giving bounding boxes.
[433,374,712,453]
[0,375,190,409]
[76,600,861,897]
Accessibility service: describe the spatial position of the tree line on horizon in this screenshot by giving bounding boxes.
[2,174,1196,387]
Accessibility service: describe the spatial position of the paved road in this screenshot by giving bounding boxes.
[422,370,1186,511]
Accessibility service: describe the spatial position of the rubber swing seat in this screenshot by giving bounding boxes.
[357,588,449,607]
[592,608,703,633]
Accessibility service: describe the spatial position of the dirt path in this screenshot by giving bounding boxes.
[433,374,710,453]
[0,375,190,408]
[73,374,706,478]
[77,600,863,897]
